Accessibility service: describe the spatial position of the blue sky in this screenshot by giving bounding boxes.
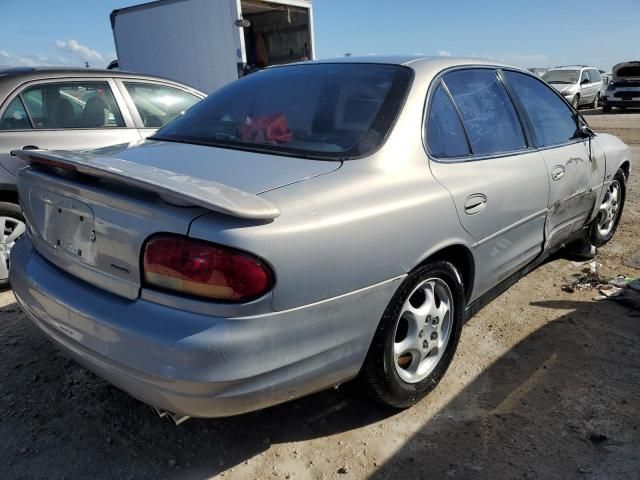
[1,0,638,72]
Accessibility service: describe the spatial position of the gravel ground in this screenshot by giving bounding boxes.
[1,111,639,480]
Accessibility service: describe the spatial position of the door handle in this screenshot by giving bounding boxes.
[10,145,40,156]
[551,165,565,181]
[464,194,487,215]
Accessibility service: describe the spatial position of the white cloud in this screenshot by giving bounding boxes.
[0,49,50,67]
[437,50,452,57]
[56,39,104,64]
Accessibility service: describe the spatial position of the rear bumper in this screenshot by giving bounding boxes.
[10,235,402,417]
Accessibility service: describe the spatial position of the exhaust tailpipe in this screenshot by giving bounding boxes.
[151,406,190,426]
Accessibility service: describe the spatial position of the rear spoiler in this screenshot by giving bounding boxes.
[12,149,280,220]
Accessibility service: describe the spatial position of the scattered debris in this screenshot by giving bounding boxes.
[337,466,350,474]
[562,262,605,291]
[562,262,640,309]
[599,285,623,298]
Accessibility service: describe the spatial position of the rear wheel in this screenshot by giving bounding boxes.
[591,169,626,247]
[359,261,464,408]
[0,202,26,288]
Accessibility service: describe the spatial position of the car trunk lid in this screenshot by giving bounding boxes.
[14,143,340,299]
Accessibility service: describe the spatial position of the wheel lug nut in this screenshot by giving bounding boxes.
[418,330,424,338]
[422,340,429,349]
[432,316,439,325]
[426,315,431,324]
[431,332,438,340]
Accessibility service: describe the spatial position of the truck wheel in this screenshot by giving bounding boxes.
[0,202,26,288]
[591,169,626,247]
[359,261,464,408]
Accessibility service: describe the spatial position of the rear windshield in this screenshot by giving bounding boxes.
[152,63,413,160]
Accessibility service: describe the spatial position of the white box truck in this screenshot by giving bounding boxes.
[110,0,315,93]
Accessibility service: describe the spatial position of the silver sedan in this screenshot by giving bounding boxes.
[10,56,630,420]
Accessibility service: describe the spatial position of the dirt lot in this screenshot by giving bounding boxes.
[2,111,639,480]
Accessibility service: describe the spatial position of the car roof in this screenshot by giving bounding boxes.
[307,55,503,67]
[0,67,205,98]
[547,66,590,71]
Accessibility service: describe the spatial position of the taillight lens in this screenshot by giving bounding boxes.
[143,235,274,301]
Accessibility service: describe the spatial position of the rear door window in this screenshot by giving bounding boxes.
[20,82,125,129]
[503,70,579,147]
[123,82,201,128]
[426,83,470,158]
[0,96,32,130]
[442,69,526,156]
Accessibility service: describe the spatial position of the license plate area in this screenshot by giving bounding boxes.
[29,187,97,265]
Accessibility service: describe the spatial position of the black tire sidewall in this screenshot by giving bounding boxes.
[0,202,24,222]
[361,261,465,408]
[591,170,626,247]
[0,202,24,287]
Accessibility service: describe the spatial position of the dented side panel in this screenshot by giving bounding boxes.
[541,139,606,250]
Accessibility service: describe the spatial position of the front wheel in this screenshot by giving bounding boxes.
[0,202,26,288]
[591,169,626,247]
[572,95,580,110]
[359,261,464,408]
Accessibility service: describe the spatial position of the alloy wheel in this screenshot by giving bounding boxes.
[393,278,454,383]
[597,180,621,237]
[0,216,26,281]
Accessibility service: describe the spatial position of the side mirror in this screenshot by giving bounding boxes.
[581,78,589,85]
[580,123,595,137]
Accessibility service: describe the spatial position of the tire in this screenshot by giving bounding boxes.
[0,202,26,288]
[572,95,580,110]
[359,261,464,409]
[591,93,600,109]
[602,104,612,113]
[590,169,626,247]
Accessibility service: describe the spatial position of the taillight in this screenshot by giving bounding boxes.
[142,235,274,301]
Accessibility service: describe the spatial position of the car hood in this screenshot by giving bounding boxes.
[612,61,640,81]
[548,83,577,94]
[86,139,342,195]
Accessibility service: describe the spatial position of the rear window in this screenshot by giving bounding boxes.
[153,64,413,159]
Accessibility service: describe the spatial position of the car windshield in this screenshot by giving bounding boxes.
[152,63,413,160]
[542,70,580,84]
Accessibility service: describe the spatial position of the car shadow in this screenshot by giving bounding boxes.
[3,294,640,479]
[0,300,396,479]
[370,298,640,479]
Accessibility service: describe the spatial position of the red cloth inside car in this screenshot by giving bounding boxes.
[239,113,293,144]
